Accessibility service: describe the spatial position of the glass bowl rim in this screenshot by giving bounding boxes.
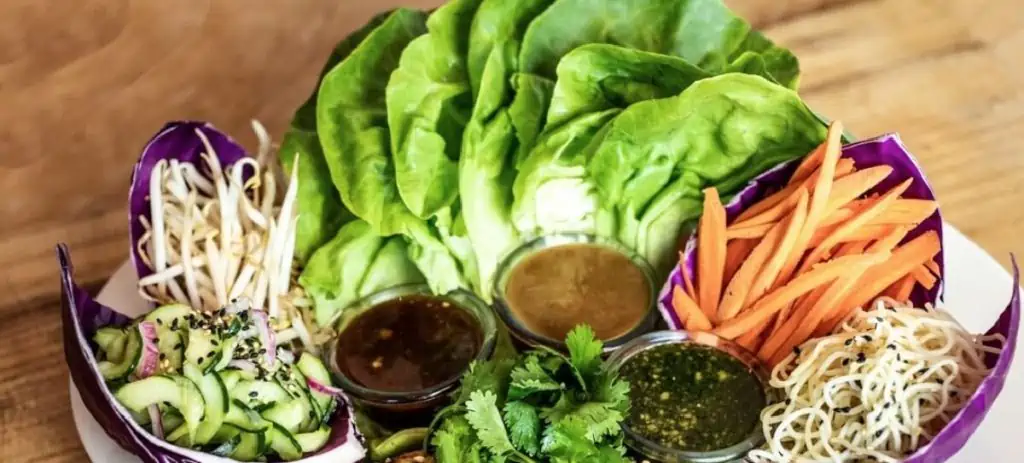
[490,232,659,353]
[325,283,497,405]
[605,329,781,462]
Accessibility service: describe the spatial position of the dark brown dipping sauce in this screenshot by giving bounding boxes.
[336,295,482,393]
[504,243,650,342]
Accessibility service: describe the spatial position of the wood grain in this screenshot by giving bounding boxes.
[1,0,1021,461]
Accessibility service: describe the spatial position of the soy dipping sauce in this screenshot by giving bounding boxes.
[335,295,483,393]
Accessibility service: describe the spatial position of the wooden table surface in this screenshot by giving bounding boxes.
[2,0,1022,461]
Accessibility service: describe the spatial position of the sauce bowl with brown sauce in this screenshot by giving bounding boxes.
[325,284,496,426]
[492,233,657,353]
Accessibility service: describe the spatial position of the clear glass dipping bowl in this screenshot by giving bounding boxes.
[491,233,658,353]
[605,330,779,463]
[323,284,496,425]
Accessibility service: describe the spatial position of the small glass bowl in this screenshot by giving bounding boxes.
[605,330,779,463]
[491,233,658,354]
[324,284,497,426]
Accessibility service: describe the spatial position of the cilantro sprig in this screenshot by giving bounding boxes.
[430,325,631,463]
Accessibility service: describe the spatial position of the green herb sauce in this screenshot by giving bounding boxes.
[620,343,764,452]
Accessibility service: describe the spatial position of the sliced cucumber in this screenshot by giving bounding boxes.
[114,375,205,441]
[205,433,240,457]
[162,412,183,432]
[229,431,265,462]
[295,353,335,423]
[93,327,126,362]
[262,399,310,433]
[211,423,242,443]
[224,399,270,432]
[157,330,184,371]
[219,369,252,391]
[268,423,303,461]
[295,426,331,453]
[165,423,190,446]
[143,304,192,330]
[214,336,239,371]
[185,328,221,372]
[230,380,290,407]
[99,328,142,381]
[183,363,228,444]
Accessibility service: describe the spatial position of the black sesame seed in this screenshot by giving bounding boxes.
[883,402,891,409]
[842,359,850,366]
[887,344,897,350]
[785,399,792,405]
[951,391,959,397]
[308,410,316,419]
[156,318,163,325]
[845,339,853,346]
[875,430,884,438]
[197,356,204,364]
[249,391,258,398]
[793,347,802,355]
[159,353,166,360]
[855,380,863,388]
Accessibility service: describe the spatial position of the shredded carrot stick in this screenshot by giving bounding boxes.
[678,252,698,299]
[760,287,824,361]
[789,142,826,186]
[736,328,762,352]
[925,258,941,275]
[812,227,914,336]
[836,198,938,226]
[890,274,918,302]
[717,222,786,321]
[731,158,856,227]
[819,207,858,228]
[911,264,938,290]
[673,286,712,331]
[796,179,912,274]
[808,224,897,249]
[767,271,867,365]
[726,223,773,240]
[713,253,889,340]
[746,189,809,307]
[697,188,727,319]
[822,165,895,213]
[723,239,758,285]
[835,231,941,316]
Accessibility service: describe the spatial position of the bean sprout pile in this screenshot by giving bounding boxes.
[135,121,320,352]
[748,298,1004,463]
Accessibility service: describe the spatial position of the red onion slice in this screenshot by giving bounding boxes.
[135,321,160,378]
[252,310,276,366]
[307,377,345,397]
[148,404,164,440]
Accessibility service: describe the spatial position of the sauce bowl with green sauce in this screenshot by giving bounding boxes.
[606,330,778,463]
[492,233,658,353]
[325,284,497,426]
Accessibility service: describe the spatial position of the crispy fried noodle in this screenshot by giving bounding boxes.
[748,298,1004,463]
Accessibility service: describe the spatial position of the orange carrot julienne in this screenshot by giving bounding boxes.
[737,323,767,352]
[836,231,941,316]
[911,264,938,290]
[746,189,810,307]
[731,158,856,227]
[724,239,758,285]
[822,165,895,214]
[767,271,867,365]
[789,142,827,186]
[697,188,727,319]
[713,252,889,340]
[717,222,786,321]
[835,198,938,227]
[925,258,941,275]
[673,286,712,331]
[808,224,897,249]
[796,179,912,274]
[726,223,773,240]
[678,252,698,299]
[760,289,821,362]
[891,274,918,302]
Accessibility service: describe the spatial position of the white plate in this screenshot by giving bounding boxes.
[70,223,1022,462]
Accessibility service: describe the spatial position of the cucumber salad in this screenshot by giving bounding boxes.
[91,299,340,461]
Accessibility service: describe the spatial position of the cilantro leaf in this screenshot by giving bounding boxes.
[592,372,631,415]
[541,417,628,463]
[466,390,517,456]
[565,325,603,378]
[432,415,475,463]
[454,359,514,407]
[509,355,562,400]
[503,400,541,456]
